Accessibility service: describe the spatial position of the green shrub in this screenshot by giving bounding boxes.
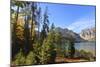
[25,51,36,65]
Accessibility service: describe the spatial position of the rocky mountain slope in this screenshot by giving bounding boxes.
[54,27,95,42]
[80,27,95,41]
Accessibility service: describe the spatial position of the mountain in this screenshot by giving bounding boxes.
[55,27,84,42]
[80,27,95,41]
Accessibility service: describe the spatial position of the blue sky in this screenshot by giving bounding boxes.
[39,2,95,33]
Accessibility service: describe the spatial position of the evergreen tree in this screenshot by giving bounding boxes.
[54,32,64,57]
[40,7,49,45]
[37,7,42,39]
[33,42,41,64]
[40,32,56,64]
[50,23,55,32]
[68,41,75,58]
[31,2,37,42]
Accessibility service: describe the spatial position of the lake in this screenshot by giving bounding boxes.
[75,42,96,56]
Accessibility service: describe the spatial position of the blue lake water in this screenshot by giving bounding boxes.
[75,42,96,56]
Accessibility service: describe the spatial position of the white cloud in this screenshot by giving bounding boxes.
[67,16,95,33]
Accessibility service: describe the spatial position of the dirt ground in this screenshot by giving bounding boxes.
[55,57,89,63]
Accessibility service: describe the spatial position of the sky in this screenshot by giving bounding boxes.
[39,2,96,33]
